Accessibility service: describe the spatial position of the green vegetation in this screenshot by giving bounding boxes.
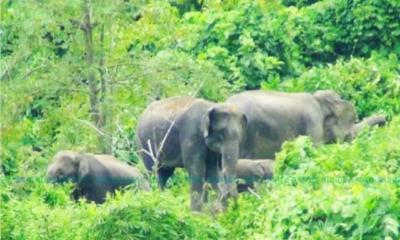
[1,0,399,239]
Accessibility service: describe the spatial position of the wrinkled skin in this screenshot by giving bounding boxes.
[227,90,386,159]
[236,159,274,192]
[47,151,150,203]
[136,97,247,211]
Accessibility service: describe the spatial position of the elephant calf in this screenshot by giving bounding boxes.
[47,151,150,203]
[236,159,274,192]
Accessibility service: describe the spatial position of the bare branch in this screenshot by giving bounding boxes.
[75,118,112,138]
[19,65,46,81]
[147,139,159,168]
[26,86,90,98]
[69,19,86,31]
[155,78,206,159]
[247,187,261,199]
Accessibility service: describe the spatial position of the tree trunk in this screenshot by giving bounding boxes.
[82,0,107,153]
[98,23,112,154]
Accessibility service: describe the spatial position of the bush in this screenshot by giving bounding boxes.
[91,195,223,240]
[328,0,400,58]
[281,0,320,7]
[219,117,400,239]
[0,177,224,240]
[189,0,400,89]
[191,1,298,89]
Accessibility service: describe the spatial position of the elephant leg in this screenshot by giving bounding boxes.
[182,140,207,211]
[80,176,109,204]
[205,153,225,207]
[71,187,83,201]
[157,167,175,189]
[188,169,206,211]
[187,161,206,211]
[237,183,248,193]
[206,152,221,189]
[81,186,106,204]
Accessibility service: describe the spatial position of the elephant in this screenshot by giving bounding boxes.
[226,90,386,159]
[47,150,150,203]
[236,159,274,192]
[136,91,384,210]
[136,96,247,211]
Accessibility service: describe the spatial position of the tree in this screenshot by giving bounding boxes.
[71,0,109,153]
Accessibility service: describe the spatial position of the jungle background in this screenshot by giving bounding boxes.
[1,0,400,239]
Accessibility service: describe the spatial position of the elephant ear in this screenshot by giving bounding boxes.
[314,90,357,142]
[75,153,90,183]
[202,106,247,139]
[201,107,215,138]
[314,90,341,115]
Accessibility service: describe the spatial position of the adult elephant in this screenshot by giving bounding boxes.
[136,96,247,211]
[226,90,385,159]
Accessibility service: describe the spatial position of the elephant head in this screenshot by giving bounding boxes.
[47,151,89,185]
[201,104,247,198]
[314,90,357,143]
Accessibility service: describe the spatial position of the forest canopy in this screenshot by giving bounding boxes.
[1,0,400,239]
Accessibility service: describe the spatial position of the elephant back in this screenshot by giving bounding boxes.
[136,96,198,171]
[93,154,148,190]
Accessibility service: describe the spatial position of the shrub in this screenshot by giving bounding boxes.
[220,117,400,239]
[192,1,298,89]
[0,178,224,240]
[189,0,400,89]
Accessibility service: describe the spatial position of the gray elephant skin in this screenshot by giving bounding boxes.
[236,159,274,192]
[47,151,149,203]
[227,90,385,159]
[136,96,247,211]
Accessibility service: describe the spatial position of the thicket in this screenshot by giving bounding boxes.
[221,118,400,239]
[1,0,400,239]
[189,0,400,88]
[2,118,399,239]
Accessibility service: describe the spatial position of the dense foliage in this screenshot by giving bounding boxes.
[221,118,400,239]
[1,0,399,239]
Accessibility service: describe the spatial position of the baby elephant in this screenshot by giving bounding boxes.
[47,151,150,203]
[236,159,274,192]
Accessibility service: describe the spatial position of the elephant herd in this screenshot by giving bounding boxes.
[47,90,386,210]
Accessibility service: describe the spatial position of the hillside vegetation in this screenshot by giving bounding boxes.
[1,0,400,239]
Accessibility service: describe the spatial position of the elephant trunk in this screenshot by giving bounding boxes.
[359,114,386,127]
[221,143,239,199]
[347,114,386,140]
